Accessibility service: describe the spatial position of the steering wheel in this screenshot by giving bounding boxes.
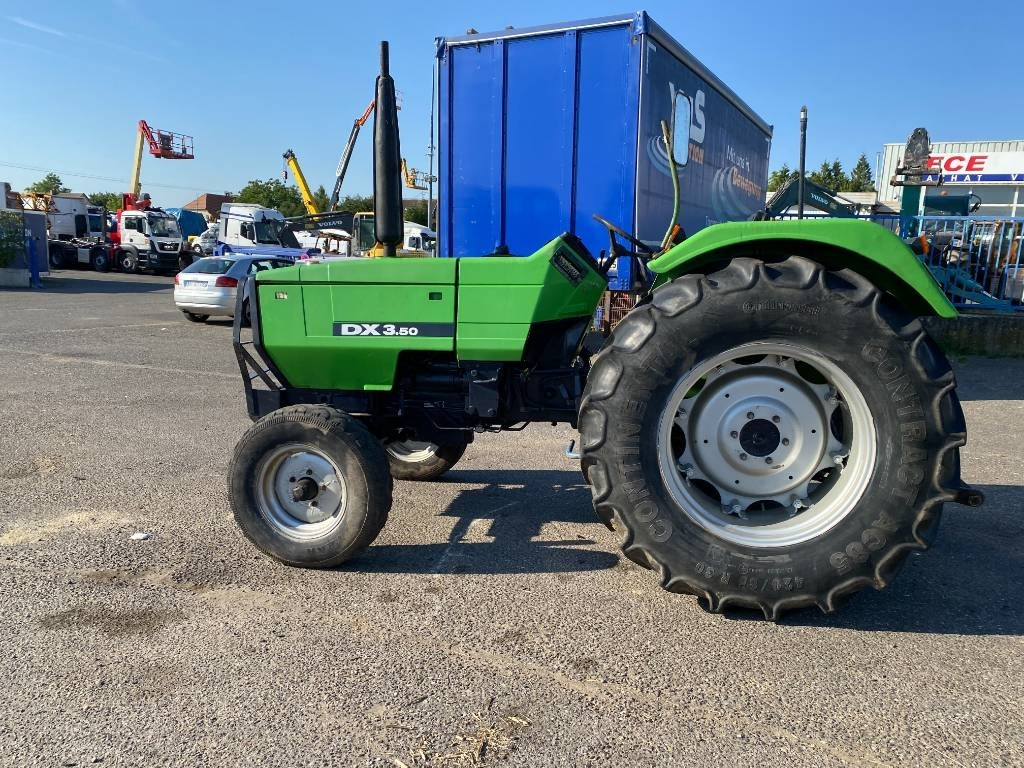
[592,214,656,256]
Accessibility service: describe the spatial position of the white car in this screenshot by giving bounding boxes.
[174,255,293,323]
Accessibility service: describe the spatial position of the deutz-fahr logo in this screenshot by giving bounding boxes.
[332,322,453,338]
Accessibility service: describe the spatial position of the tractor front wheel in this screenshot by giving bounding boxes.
[228,405,393,568]
[385,439,467,481]
[579,256,967,618]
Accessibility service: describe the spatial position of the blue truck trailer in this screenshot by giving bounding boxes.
[436,12,773,290]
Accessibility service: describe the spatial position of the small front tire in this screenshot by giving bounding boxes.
[182,311,208,323]
[229,405,393,568]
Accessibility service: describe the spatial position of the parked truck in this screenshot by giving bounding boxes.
[216,202,320,260]
[437,14,771,291]
[36,193,111,271]
[110,200,185,273]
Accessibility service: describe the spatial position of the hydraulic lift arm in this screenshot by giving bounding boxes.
[764,176,858,218]
[329,100,376,211]
[283,149,319,215]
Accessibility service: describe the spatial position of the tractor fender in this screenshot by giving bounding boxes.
[647,219,957,318]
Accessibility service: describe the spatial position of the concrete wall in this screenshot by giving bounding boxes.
[924,312,1024,357]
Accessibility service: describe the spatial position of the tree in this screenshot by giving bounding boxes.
[808,159,848,192]
[336,194,373,212]
[312,185,330,213]
[403,199,429,226]
[88,191,121,211]
[767,164,798,192]
[845,154,875,193]
[235,179,304,218]
[26,172,69,195]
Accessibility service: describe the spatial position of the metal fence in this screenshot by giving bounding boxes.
[775,213,1023,311]
[913,216,1024,311]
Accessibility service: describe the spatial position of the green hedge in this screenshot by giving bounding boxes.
[0,209,26,268]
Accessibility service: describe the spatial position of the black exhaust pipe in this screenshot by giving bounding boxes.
[373,41,403,257]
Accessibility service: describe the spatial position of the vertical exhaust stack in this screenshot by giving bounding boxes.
[373,41,403,257]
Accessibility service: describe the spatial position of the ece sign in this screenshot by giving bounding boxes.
[923,151,1024,183]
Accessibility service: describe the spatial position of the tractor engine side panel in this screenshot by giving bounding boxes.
[456,236,607,361]
[256,259,457,391]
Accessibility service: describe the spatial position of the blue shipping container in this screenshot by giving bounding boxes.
[436,12,773,290]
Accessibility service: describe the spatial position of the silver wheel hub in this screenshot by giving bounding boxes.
[659,342,875,548]
[256,443,347,539]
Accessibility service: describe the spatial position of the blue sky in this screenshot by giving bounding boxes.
[1,0,1021,206]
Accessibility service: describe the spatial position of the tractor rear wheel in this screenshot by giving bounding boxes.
[385,439,467,481]
[228,405,393,568]
[579,256,966,618]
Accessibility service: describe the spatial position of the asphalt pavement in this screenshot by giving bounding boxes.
[0,271,1021,768]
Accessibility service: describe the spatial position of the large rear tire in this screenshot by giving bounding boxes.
[228,405,393,568]
[579,256,967,618]
[385,440,467,481]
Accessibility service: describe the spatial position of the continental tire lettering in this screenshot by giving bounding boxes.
[861,341,887,363]
[846,541,869,564]
[619,420,643,441]
[862,528,887,551]
[901,421,926,442]
[648,518,672,543]
[897,398,924,418]
[877,357,902,380]
[898,464,925,486]
[830,551,853,574]
[634,500,660,523]
[623,399,647,418]
[885,374,916,402]
[872,512,899,533]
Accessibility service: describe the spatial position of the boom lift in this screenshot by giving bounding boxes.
[126,119,194,211]
[113,120,192,272]
[329,99,376,210]
[282,149,319,215]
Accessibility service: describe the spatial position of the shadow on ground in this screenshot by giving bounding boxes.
[357,468,620,576]
[39,274,172,295]
[776,484,1023,635]
[360,471,1022,635]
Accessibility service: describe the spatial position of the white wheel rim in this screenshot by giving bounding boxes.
[657,341,876,548]
[385,440,439,464]
[254,442,348,540]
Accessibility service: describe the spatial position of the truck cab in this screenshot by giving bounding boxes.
[116,208,183,272]
[217,203,318,260]
[351,213,436,257]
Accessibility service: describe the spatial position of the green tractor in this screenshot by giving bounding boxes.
[227,45,982,618]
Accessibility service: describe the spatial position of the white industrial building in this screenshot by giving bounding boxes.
[878,139,1024,217]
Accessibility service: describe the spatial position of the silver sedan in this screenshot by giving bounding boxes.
[174,255,293,323]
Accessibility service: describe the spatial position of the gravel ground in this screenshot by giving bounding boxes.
[0,271,1021,768]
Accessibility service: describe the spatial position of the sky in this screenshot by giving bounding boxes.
[1,0,1022,207]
